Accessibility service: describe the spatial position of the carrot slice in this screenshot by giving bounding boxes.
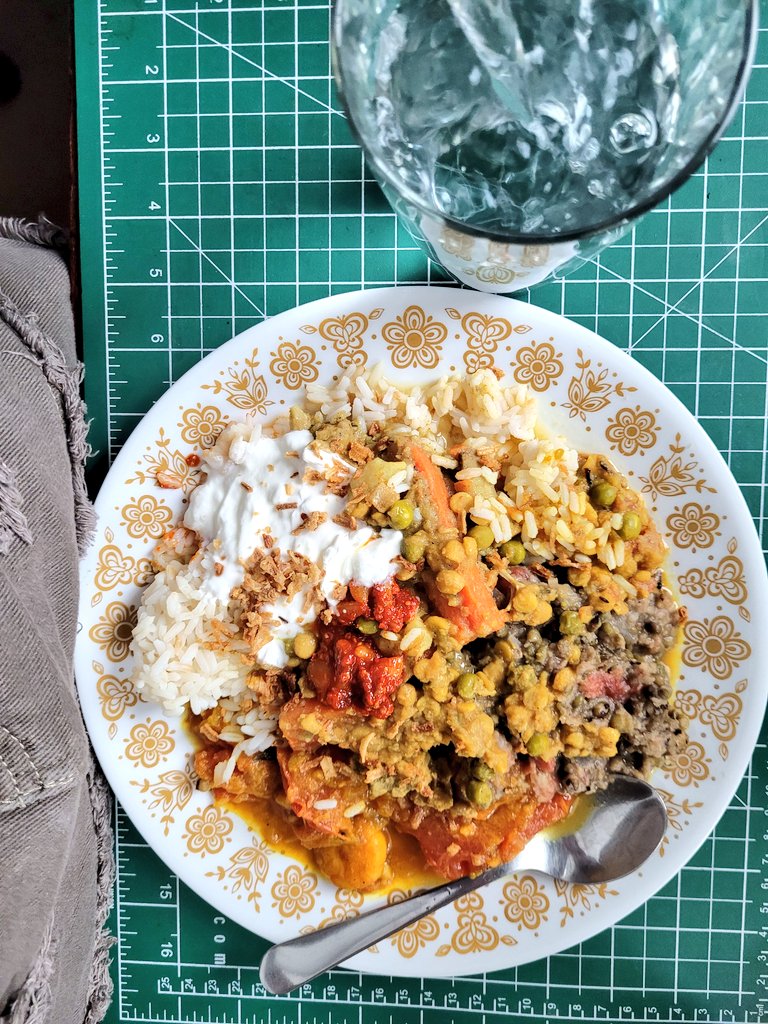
[409,442,507,644]
[409,442,458,532]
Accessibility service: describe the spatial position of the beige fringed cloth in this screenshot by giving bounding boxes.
[0,219,113,1024]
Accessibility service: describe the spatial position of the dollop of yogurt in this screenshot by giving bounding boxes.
[184,423,404,668]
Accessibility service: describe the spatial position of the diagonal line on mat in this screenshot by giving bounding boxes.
[591,259,768,368]
[628,212,768,354]
[166,13,343,117]
[170,219,266,319]
[591,259,744,351]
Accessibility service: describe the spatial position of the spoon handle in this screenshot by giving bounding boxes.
[260,863,509,994]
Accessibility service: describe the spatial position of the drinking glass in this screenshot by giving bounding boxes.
[332,0,757,291]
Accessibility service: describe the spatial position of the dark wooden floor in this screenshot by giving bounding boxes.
[0,0,73,228]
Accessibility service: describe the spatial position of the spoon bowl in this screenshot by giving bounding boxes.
[513,774,668,884]
[260,775,667,994]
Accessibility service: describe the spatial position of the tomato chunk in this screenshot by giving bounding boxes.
[370,578,420,633]
[334,595,369,625]
[334,578,419,634]
[307,624,406,718]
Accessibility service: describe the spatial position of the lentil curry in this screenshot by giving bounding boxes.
[135,368,686,893]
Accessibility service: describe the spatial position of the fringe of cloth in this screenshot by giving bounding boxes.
[0,220,113,1022]
[0,292,96,555]
[0,770,116,1024]
[0,216,67,249]
[0,923,56,1024]
[0,459,32,554]
[83,763,116,1024]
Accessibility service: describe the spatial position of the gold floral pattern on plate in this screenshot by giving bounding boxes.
[605,405,659,456]
[436,891,516,955]
[125,428,202,493]
[656,789,703,857]
[271,864,318,919]
[92,528,152,605]
[124,719,175,768]
[554,880,618,928]
[120,494,173,540]
[666,740,710,787]
[678,537,748,617]
[202,353,272,413]
[95,664,138,738]
[679,556,748,616]
[676,681,746,761]
[445,307,527,372]
[131,761,195,835]
[683,615,751,681]
[298,888,366,937]
[206,837,270,909]
[382,305,448,369]
[178,403,227,447]
[386,890,441,958]
[502,875,550,931]
[183,805,233,857]
[666,502,721,551]
[301,309,383,369]
[511,340,564,392]
[640,434,717,501]
[269,340,319,390]
[88,601,137,662]
[563,349,637,421]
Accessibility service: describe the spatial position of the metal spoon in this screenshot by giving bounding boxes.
[260,776,666,995]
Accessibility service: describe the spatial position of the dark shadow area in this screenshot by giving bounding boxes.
[0,0,73,229]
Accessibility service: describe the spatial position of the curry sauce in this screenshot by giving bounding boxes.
[228,796,442,894]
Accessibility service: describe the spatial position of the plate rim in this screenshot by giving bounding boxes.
[77,284,768,977]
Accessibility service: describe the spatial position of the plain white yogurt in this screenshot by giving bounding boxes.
[184,424,403,667]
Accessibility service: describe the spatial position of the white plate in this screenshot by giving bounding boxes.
[76,286,768,977]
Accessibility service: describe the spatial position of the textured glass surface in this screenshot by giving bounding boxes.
[337,0,751,238]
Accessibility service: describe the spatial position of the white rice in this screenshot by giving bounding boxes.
[214,720,279,785]
[314,799,338,811]
[130,559,269,725]
[305,365,538,455]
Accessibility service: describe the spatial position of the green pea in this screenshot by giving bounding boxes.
[356,618,378,635]
[466,779,493,808]
[457,672,478,698]
[589,481,617,508]
[473,761,494,781]
[500,539,526,564]
[388,499,414,531]
[402,531,428,563]
[618,511,642,540]
[469,524,494,550]
[559,610,584,636]
[526,732,550,757]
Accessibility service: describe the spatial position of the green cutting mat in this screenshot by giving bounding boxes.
[74,2,768,1021]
